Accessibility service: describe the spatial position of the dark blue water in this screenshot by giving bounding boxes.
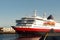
[46,36,60,40]
[0,34,60,40]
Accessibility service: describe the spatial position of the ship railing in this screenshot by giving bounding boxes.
[17,26,32,28]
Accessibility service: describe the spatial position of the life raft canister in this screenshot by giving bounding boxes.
[43,21,55,26]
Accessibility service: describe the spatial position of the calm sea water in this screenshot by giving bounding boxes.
[0,34,60,40]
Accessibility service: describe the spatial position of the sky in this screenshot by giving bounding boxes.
[0,0,60,27]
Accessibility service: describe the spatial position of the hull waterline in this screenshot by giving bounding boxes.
[12,26,60,36]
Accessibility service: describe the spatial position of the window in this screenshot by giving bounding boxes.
[27,20,34,24]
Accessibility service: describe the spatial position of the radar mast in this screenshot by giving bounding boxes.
[43,12,46,18]
[34,10,37,17]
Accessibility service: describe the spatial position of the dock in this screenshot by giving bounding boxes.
[0,27,16,34]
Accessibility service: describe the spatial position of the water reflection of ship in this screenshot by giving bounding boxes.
[15,36,41,40]
[15,35,60,40]
[16,37,40,40]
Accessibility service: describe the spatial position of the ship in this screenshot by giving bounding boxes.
[11,11,60,36]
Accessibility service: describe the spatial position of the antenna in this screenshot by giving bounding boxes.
[34,10,37,17]
[43,12,46,18]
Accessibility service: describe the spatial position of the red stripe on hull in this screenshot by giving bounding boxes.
[54,29,60,32]
[14,28,50,32]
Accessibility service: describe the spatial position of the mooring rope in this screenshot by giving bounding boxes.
[43,33,48,40]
